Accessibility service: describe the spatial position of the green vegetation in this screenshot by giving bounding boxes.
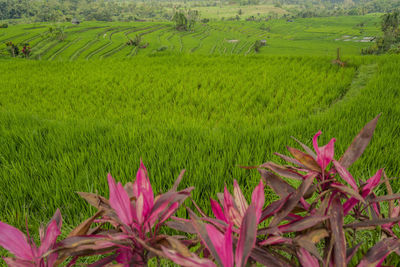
[1,53,400,237]
[0,15,382,59]
[362,10,400,54]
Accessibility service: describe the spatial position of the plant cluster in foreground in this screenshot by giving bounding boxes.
[1,115,400,267]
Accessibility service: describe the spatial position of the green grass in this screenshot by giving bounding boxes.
[1,53,400,229]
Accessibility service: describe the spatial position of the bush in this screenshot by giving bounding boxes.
[0,115,400,266]
[0,23,8,28]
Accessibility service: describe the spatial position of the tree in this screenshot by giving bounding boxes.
[173,11,187,31]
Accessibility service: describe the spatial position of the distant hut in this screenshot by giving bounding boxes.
[260,39,267,46]
[71,18,80,25]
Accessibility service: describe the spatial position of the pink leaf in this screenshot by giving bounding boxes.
[210,198,228,223]
[157,202,180,226]
[362,169,383,196]
[233,180,248,216]
[108,174,134,226]
[313,131,336,170]
[162,246,217,267]
[133,161,154,218]
[38,220,61,256]
[298,248,319,267]
[235,205,258,267]
[0,222,34,261]
[2,257,34,267]
[333,160,358,191]
[259,236,292,246]
[205,224,234,267]
[223,186,242,227]
[136,193,145,225]
[251,180,265,223]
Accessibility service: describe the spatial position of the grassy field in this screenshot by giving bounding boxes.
[1,54,400,230]
[1,14,400,265]
[0,14,381,59]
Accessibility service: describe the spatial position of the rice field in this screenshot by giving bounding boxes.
[0,14,381,60]
[1,14,400,265]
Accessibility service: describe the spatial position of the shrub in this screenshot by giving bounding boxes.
[0,115,400,266]
[0,23,8,28]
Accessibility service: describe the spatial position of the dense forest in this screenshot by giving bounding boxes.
[0,0,399,22]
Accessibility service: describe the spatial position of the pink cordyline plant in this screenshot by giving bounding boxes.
[163,180,265,267]
[0,210,62,266]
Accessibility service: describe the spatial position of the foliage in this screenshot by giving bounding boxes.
[362,10,400,55]
[22,43,31,58]
[173,11,188,31]
[5,41,18,57]
[0,23,7,28]
[127,34,141,46]
[172,10,199,31]
[1,117,400,266]
[253,40,263,52]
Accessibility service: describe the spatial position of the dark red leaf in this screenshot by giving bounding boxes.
[235,205,258,267]
[268,173,316,228]
[368,193,400,203]
[274,152,306,168]
[260,195,290,222]
[258,169,295,199]
[339,115,380,169]
[346,242,362,264]
[165,220,196,234]
[190,213,224,267]
[171,169,186,192]
[250,246,292,267]
[261,162,303,180]
[331,183,366,204]
[279,215,329,233]
[344,216,400,229]
[358,238,400,266]
[330,195,346,267]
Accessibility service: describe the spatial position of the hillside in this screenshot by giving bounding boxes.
[0,15,380,59]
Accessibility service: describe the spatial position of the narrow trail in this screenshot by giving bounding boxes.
[330,64,378,106]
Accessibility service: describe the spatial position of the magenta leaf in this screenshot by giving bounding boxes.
[107,173,134,226]
[0,222,34,261]
[251,179,265,222]
[210,198,228,223]
[333,160,358,190]
[235,205,257,267]
[205,223,233,267]
[312,131,336,171]
[298,247,320,267]
[38,220,61,256]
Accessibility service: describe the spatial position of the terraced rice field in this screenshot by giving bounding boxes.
[0,14,381,60]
